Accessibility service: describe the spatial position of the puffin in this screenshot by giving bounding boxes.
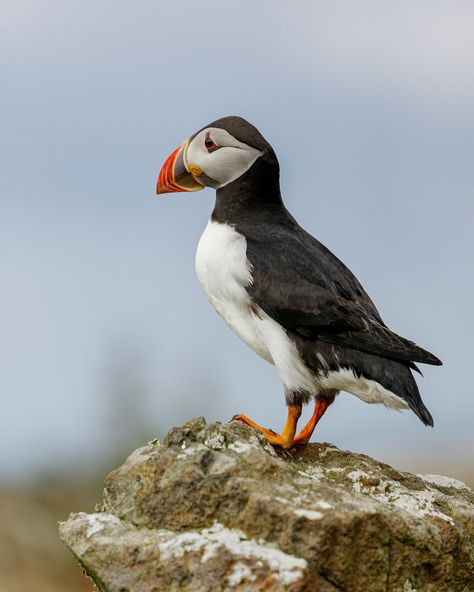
[156,116,442,449]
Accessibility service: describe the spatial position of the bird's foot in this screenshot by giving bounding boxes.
[232,398,330,449]
[232,414,287,446]
[232,406,302,449]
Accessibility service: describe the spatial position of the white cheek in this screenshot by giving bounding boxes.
[187,129,262,188]
[203,147,261,187]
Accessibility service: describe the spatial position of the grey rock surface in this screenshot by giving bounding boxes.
[59,417,474,591]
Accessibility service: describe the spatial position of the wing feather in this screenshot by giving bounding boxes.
[244,227,441,366]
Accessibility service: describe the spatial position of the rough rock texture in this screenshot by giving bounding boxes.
[59,417,474,592]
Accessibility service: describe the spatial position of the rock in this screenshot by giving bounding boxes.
[59,417,474,592]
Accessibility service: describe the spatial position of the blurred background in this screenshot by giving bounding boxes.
[1,0,473,589]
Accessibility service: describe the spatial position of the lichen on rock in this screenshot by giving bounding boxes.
[59,417,474,591]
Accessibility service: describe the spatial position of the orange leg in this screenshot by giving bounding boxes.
[292,398,330,446]
[233,405,302,449]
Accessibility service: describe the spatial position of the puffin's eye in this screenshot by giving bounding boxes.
[204,132,220,153]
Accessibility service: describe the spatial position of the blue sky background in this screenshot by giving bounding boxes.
[1,0,473,485]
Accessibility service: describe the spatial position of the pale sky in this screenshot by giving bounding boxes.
[1,0,473,484]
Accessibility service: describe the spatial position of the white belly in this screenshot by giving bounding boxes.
[195,220,316,394]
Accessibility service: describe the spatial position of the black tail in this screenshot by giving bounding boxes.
[407,381,434,427]
[378,359,434,427]
[350,349,435,427]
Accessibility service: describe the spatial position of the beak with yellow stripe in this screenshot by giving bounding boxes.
[156,139,204,195]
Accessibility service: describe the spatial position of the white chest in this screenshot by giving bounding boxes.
[195,220,316,394]
[195,220,271,361]
[195,220,252,309]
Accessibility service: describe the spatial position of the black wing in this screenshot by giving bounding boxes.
[244,223,441,367]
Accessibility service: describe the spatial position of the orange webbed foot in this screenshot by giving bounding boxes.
[233,397,331,449]
[233,406,302,449]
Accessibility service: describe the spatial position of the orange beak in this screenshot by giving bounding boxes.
[156,139,204,195]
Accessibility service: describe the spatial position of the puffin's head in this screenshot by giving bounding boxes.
[156,116,272,195]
